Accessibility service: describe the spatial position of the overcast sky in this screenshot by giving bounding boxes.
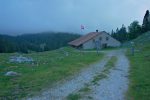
[0,0,150,35]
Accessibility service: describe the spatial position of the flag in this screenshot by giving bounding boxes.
[81,25,84,30]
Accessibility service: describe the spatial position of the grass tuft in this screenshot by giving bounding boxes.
[91,56,117,85]
[67,93,81,100]
[79,87,91,93]
[91,73,107,85]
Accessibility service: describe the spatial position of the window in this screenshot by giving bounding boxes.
[106,37,109,41]
[99,37,102,40]
[93,39,95,43]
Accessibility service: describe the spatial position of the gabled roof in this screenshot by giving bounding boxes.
[68,32,103,46]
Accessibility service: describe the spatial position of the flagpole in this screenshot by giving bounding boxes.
[81,24,84,34]
[80,24,85,53]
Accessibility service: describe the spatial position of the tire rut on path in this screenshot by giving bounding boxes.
[81,49,129,100]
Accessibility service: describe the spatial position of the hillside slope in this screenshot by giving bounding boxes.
[127,31,150,100]
[0,32,81,53]
[133,31,150,45]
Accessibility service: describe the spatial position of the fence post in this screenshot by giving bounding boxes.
[131,42,135,56]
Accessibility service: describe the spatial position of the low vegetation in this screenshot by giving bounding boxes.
[67,93,81,100]
[0,47,104,99]
[103,56,117,73]
[79,87,91,93]
[126,31,150,100]
[91,56,117,85]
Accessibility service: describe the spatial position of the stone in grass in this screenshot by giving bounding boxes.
[5,71,20,76]
[9,55,34,63]
[64,51,69,56]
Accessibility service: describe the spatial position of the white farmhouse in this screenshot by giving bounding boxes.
[68,30,121,49]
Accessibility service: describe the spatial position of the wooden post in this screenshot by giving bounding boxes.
[131,42,135,56]
[95,41,100,55]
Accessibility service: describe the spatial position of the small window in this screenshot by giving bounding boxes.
[93,39,95,43]
[106,37,109,41]
[99,37,102,40]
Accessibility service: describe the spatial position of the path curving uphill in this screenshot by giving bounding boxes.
[26,49,129,100]
[82,50,129,100]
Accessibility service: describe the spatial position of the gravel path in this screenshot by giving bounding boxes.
[25,49,129,100]
[82,49,129,100]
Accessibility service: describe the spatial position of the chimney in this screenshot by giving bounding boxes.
[96,30,98,32]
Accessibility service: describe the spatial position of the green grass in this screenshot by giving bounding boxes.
[123,31,150,48]
[126,31,150,100]
[67,93,81,100]
[82,47,119,51]
[101,47,120,51]
[91,73,107,85]
[91,56,117,85]
[103,56,117,73]
[0,47,104,99]
[126,45,150,100]
[67,86,91,100]
[79,86,91,93]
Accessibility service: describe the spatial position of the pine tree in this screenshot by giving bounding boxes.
[128,21,142,40]
[111,30,114,37]
[119,24,128,42]
[142,10,150,32]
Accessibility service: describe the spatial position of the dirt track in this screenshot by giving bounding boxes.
[26,49,129,100]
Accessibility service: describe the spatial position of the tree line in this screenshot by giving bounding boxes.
[111,10,150,43]
[1,10,150,53]
[0,32,80,53]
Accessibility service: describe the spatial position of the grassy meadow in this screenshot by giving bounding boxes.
[126,31,150,100]
[0,47,104,99]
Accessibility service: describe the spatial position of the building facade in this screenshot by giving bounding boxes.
[68,31,121,50]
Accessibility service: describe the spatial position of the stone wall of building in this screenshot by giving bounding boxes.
[82,33,121,49]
